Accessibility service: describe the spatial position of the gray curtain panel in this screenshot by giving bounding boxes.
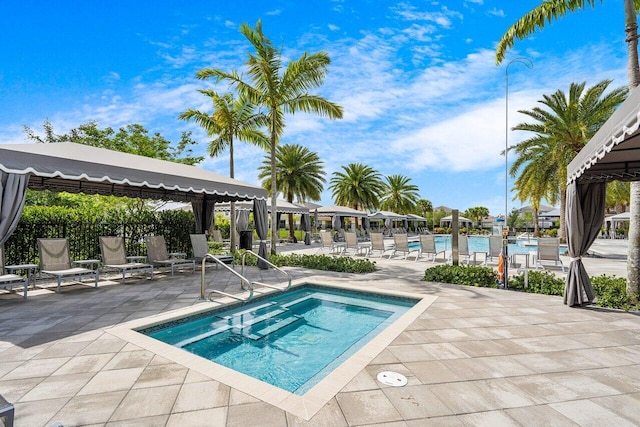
[301,213,311,245]
[313,209,319,231]
[191,198,216,234]
[564,181,606,307]
[363,217,370,230]
[236,210,249,233]
[253,199,269,269]
[332,215,341,230]
[0,172,29,246]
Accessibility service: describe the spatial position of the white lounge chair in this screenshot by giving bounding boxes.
[484,236,503,265]
[535,238,566,273]
[145,235,195,276]
[418,235,445,263]
[344,232,370,257]
[99,237,154,284]
[390,234,420,261]
[0,246,29,299]
[316,231,345,255]
[37,238,99,293]
[369,233,392,258]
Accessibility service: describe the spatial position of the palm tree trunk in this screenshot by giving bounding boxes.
[229,141,236,252]
[533,208,540,237]
[625,0,640,296]
[270,133,278,255]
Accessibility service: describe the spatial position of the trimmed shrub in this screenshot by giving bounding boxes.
[591,275,638,311]
[508,270,565,296]
[235,251,377,274]
[423,264,498,288]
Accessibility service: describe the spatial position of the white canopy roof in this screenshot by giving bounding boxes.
[568,86,640,184]
[0,142,268,203]
[216,199,308,214]
[316,205,368,217]
[368,210,406,220]
[406,213,427,221]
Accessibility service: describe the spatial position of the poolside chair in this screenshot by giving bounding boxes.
[369,233,392,258]
[37,238,99,293]
[99,237,154,284]
[190,234,234,268]
[316,231,345,255]
[0,245,29,299]
[451,235,477,265]
[535,238,566,273]
[484,236,503,265]
[344,232,370,257]
[145,235,196,276]
[418,234,445,263]
[390,234,420,261]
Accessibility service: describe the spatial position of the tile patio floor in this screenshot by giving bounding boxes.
[0,252,639,426]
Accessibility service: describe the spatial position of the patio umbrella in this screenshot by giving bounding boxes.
[301,213,311,245]
[333,215,342,230]
[253,199,269,269]
[403,219,408,231]
[314,208,318,232]
[363,217,370,231]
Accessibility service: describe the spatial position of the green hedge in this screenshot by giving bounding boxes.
[423,264,638,311]
[235,251,377,273]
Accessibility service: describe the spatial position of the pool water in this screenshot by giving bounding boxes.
[140,286,416,394]
[408,236,567,255]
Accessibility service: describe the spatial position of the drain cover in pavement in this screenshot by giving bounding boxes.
[377,371,407,387]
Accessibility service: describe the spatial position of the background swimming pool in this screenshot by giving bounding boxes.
[409,235,567,255]
[141,286,417,395]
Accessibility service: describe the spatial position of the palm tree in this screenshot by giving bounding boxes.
[496,0,640,296]
[416,198,433,231]
[512,151,559,237]
[196,21,343,254]
[329,163,384,227]
[464,206,490,229]
[257,144,325,241]
[179,91,268,251]
[380,175,420,214]
[606,181,631,213]
[511,80,627,242]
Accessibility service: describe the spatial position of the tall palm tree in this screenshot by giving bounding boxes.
[257,144,325,241]
[196,21,343,254]
[511,149,559,237]
[511,80,627,241]
[329,163,384,227]
[416,198,433,230]
[380,175,420,214]
[606,181,631,213]
[179,91,268,251]
[496,0,640,295]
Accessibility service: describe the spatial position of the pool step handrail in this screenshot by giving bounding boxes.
[201,254,253,302]
[241,250,292,292]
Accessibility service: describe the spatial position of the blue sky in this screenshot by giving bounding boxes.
[0,1,630,215]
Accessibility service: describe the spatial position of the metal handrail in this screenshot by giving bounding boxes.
[201,254,253,302]
[241,250,292,292]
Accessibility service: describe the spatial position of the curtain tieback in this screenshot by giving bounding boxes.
[570,256,582,262]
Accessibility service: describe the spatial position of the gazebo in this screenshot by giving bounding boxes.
[0,142,270,264]
[439,215,473,229]
[565,85,640,306]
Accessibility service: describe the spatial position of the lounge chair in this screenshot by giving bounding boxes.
[99,237,154,284]
[190,234,234,267]
[484,236,503,265]
[451,235,478,265]
[316,231,345,255]
[418,235,445,263]
[0,246,29,299]
[369,233,392,258]
[211,229,231,249]
[344,232,370,257]
[390,234,420,261]
[37,238,99,293]
[145,235,196,276]
[535,238,566,273]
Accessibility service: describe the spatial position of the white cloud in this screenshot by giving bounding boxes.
[487,8,505,18]
[266,9,281,16]
[328,24,339,31]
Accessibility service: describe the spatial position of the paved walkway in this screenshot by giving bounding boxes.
[0,248,638,426]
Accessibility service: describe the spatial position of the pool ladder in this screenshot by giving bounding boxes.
[200,251,292,303]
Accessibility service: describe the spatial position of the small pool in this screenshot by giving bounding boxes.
[139,285,417,395]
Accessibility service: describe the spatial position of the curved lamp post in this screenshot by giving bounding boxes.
[504,57,533,289]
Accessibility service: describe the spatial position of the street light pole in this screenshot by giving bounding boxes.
[504,57,533,289]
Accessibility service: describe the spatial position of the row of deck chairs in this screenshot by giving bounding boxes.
[1,235,202,299]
